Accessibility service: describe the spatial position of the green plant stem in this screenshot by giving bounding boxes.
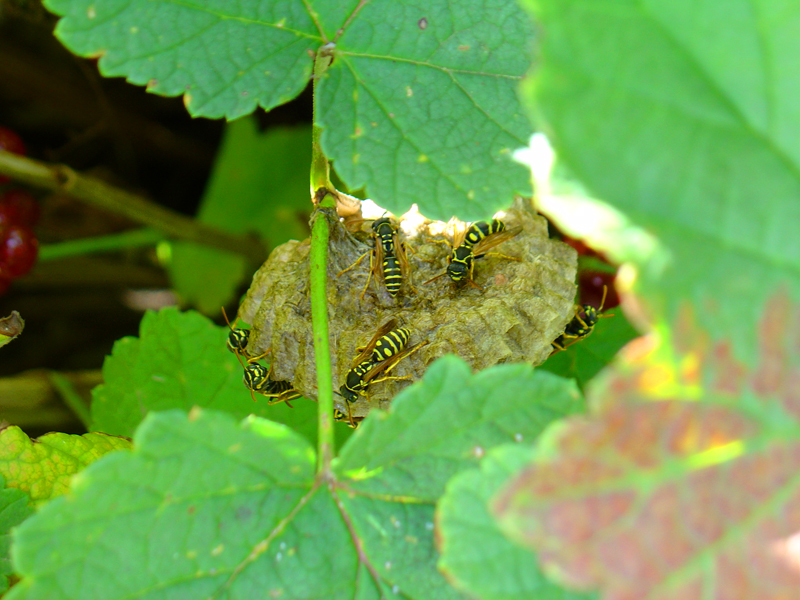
[310,198,336,474]
[39,228,165,261]
[310,43,335,196]
[0,150,266,263]
[48,371,92,428]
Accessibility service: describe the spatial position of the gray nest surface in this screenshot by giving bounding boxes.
[238,198,577,419]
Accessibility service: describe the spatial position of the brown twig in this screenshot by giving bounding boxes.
[0,150,267,264]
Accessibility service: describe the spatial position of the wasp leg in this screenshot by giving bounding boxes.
[550,334,581,353]
[359,249,376,300]
[338,250,370,276]
[363,374,414,402]
[266,388,301,408]
[479,252,522,262]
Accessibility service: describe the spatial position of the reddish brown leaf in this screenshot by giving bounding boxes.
[493,289,800,600]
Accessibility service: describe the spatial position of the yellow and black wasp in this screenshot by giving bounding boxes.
[222,307,251,358]
[551,286,612,352]
[425,218,522,287]
[242,362,302,406]
[334,409,363,429]
[336,319,427,425]
[340,216,412,298]
[223,308,301,405]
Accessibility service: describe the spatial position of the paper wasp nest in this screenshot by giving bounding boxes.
[238,198,577,420]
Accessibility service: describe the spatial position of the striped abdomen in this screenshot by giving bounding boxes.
[464,219,505,246]
[383,254,402,296]
[371,327,410,362]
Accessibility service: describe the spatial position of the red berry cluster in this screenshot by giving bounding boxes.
[0,126,40,295]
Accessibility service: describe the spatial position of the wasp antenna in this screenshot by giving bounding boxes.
[221,306,233,329]
[423,272,447,285]
[599,285,608,312]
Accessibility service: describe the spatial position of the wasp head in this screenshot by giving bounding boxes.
[244,363,269,393]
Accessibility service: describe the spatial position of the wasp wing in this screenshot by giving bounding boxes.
[471,226,522,258]
[350,318,398,366]
[394,230,413,287]
[361,340,428,384]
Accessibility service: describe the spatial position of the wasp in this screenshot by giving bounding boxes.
[339,216,412,298]
[334,409,363,429]
[425,218,522,287]
[222,307,251,357]
[243,362,302,406]
[337,319,426,424]
[551,286,612,351]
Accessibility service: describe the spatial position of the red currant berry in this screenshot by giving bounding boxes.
[0,189,41,227]
[0,127,26,186]
[578,270,620,310]
[0,275,11,296]
[2,225,39,278]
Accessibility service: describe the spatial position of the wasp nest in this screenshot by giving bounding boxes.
[237,198,577,420]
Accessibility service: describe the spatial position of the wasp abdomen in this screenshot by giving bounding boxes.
[383,255,402,296]
[465,219,505,246]
[372,328,410,361]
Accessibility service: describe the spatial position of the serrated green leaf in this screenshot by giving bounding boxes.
[8,411,319,600]
[521,0,800,361]
[169,120,312,313]
[335,356,586,501]
[45,0,535,221]
[7,410,462,600]
[0,476,34,594]
[44,0,318,119]
[316,1,535,220]
[0,426,130,505]
[437,445,595,600]
[538,308,640,390]
[90,307,321,444]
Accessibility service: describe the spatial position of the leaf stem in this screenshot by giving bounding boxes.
[0,150,266,263]
[310,43,335,196]
[38,228,165,261]
[310,197,337,473]
[48,371,92,428]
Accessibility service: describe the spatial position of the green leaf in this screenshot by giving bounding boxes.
[0,476,34,594]
[7,410,462,600]
[44,0,318,119]
[437,445,596,600]
[45,0,535,221]
[0,426,131,505]
[316,1,535,220]
[538,308,640,390]
[336,356,586,501]
[169,120,312,313]
[90,307,323,445]
[8,411,320,600]
[521,0,800,361]
[7,358,585,600]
